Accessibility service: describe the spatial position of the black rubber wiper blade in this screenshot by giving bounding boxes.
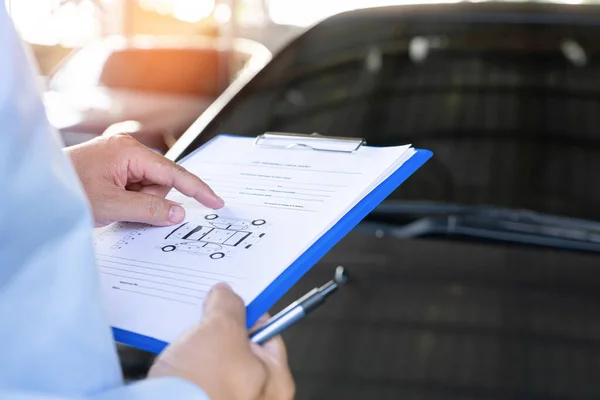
[371,200,471,216]
[363,201,600,253]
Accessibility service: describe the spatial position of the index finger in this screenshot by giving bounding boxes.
[137,146,224,209]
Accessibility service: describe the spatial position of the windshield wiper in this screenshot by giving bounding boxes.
[359,201,600,253]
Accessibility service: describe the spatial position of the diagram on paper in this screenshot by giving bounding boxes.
[158,213,267,260]
[96,213,268,260]
[94,222,151,248]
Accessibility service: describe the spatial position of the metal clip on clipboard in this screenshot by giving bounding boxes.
[254,132,366,153]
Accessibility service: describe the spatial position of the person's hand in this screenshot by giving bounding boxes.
[148,283,295,400]
[66,134,224,227]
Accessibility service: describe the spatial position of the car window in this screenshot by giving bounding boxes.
[177,10,600,222]
[50,45,234,97]
[98,48,228,97]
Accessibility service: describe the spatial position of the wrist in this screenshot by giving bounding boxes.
[149,360,236,400]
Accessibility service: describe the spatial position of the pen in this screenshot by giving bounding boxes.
[249,266,349,345]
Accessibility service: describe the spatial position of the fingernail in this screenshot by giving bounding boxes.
[168,205,185,223]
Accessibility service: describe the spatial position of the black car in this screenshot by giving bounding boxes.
[125,3,600,399]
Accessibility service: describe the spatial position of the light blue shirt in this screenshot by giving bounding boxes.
[0,8,209,399]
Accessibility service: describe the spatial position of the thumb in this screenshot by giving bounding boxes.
[112,190,186,226]
[203,283,247,328]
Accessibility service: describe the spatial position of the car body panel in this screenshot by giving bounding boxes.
[45,35,271,150]
[124,4,600,398]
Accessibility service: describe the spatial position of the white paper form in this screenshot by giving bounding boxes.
[94,135,414,343]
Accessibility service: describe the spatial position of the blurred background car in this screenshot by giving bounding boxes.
[165,2,600,399]
[42,34,271,152]
[10,0,600,399]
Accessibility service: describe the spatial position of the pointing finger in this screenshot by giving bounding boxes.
[135,146,224,209]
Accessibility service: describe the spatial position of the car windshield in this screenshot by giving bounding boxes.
[177,5,600,224]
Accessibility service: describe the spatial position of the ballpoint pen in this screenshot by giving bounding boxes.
[249,266,349,345]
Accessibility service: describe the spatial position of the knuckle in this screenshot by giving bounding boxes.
[153,158,166,173]
[107,133,137,149]
[255,365,269,389]
[145,196,162,219]
[283,374,296,400]
[102,189,119,205]
[155,159,185,182]
[209,313,242,333]
[173,163,189,177]
[238,359,268,398]
[266,358,295,399]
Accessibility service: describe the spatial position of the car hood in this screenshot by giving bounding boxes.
[270,227,600,398]
[43,87,214,135]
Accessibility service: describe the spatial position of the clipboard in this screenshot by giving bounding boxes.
[254,132,365,152]
[111,132,433,353]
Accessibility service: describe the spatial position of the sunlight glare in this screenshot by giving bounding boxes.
[267,0,462,27]
[214,3,232,24]
[7,0,100,46]
[138,0,215,22]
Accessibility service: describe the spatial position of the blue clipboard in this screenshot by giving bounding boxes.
[112,133,433,354]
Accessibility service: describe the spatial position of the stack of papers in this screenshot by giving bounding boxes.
[93,134,430,352]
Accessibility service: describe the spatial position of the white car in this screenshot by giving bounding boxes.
[43,34,271,152]
[158,241,231,260]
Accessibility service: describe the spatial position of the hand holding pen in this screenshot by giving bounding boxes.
[150,281,295,400]
[250,266,349,344]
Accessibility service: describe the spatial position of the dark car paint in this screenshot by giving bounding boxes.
[123,3,600,398]
[271,230,600,399]
[172,2,600,225]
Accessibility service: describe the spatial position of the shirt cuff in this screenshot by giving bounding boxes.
[93,376,210,400]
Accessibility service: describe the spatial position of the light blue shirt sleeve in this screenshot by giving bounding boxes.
[0,7,209,400]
